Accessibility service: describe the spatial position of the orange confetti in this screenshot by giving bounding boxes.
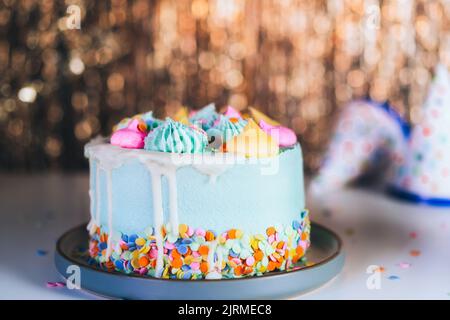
[254,250,264,261]
[198,245,209,256]
[266,227,276,236]
[410,250,421,257]
[200,262,209,273]
[100,234,108,243]
[172,257,183,269]
[205,231,215,241]
[138,256,149,267]
[171,248,181,258]
[234,265,244,276]
[375,266,385,273]
[243,267,253,274]
[267,261,276,271]
[228,229,237,239]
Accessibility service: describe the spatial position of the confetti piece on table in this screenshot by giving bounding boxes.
[375,266,385,273]
[410,250,421,257]
[345,228,355,236]
[409,232,417,239]
[36,249,48,256]
[397,262,411,269]
[46,281,65,288]
[388,275,400,280]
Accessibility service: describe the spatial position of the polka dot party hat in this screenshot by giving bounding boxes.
[388,64,450,205]
[310,99,409,195]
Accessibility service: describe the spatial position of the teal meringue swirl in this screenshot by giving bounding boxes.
[188,103,219,131]
[209,115,247,142]
[144,118,208,153]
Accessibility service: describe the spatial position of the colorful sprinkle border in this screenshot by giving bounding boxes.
[88,210,310,279]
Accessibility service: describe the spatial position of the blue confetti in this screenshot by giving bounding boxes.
[388,275,400,280]
[181,265,191,271]
[114,260,124,270]
[128,234,138,243]
[181,238,193,245]
[177,245,188,255]
[36,249,48,256]
[229,250,239,258]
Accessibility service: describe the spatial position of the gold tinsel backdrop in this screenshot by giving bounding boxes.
[1,0,450,171]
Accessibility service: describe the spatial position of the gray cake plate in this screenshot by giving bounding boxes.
[55,222,344,300]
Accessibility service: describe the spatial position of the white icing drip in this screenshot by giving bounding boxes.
[205,271,222,280]
[166,170,179,233]
[88,161,101,236]
[85,138,237,275]
[143,161,165,277]
[87,160,95,233]
[87,191,95,232]
[216,245,223,272]
[193,156,234,184]
[105,169,113,260]
[93,163,101,235]
[207,240,218,272]
[85,138,235,176]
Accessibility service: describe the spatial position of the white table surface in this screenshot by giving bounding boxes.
[1,173,449,300]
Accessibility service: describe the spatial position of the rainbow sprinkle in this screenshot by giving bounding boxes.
[88,210,311,279]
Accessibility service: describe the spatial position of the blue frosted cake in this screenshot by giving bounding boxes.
[85,104,310,280]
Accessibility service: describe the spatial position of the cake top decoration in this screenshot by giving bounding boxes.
[223,105,242,119]
[208,115,247,143]
[221,119,279,158]
[144,118,208,154]
[111,119,148,149]
[248,106,280,126]
[259,120,297,148]
[189,103,219,131]
[114,111,162,132]
[111,104,297,157]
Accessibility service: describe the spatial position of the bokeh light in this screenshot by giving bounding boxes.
[0,0,449,172]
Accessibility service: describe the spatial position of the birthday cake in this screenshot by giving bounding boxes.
[85,104,310,280]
